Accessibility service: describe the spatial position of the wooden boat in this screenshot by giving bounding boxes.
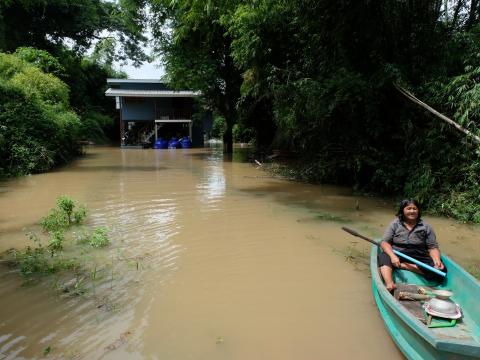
[371,246,480,360]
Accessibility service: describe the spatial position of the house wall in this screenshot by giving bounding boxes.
[121,98,155,121]
[111,82,169,91]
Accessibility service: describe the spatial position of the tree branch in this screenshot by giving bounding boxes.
[394,83,480,145]
[452,0,464,27]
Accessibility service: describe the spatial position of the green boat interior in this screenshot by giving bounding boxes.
[392,269,480,344]
[392,283,474,341]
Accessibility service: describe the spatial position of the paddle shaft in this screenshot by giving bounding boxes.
[341,227,446,277]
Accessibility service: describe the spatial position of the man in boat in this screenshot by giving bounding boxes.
[379,199,447,291]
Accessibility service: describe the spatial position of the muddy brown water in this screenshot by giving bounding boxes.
[0,146,478,359]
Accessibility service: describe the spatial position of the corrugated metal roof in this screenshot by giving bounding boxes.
[105,88,201,97]
[154,119,192,123]
[107,78,163,84]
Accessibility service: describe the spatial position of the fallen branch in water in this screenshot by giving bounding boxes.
[395,83,480,145]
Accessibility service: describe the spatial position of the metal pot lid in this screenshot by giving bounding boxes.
[423,301,462,319]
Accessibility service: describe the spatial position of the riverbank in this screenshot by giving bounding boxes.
[258,155,480,225]
[256,157,480,280]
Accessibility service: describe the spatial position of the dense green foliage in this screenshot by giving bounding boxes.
[0,53,81,176]
[0,1,148,176]
[0,0,148,64]
[148,0,480,222]
[210,114,226,139]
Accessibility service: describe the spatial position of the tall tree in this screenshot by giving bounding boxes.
[149,0,242,153]
[0,0,149,65]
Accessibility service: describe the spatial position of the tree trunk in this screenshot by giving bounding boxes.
[444,0,448,23]
[223,117,233,154]
[452,0,464,28]
[465,0,478,29]
[220,38,240,154]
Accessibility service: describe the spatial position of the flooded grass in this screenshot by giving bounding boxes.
[314,211,352,223]
[297,211,352,225]
[333,241,370,273]
[0,197,118,297]
[261,162,297,180]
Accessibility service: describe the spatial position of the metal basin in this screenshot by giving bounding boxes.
[431,289,453,300]
[428,297,458,316]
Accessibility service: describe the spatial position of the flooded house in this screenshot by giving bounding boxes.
[105,79,209,148]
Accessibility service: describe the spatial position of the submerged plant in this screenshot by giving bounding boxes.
[48,230,65,252]
[73,205,87,224]
[73,276,87,296]
[41,196,87,232]
[334,242,370,273]
[1,195,117,307]
[3,197,107,280]
[6,245,78,279]
[74,228,91,245]
[57,196,75,224]
[89,227,110,248]
[41,208,69,232]
[314,211,352,223]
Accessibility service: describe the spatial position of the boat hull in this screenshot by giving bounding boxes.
[371,246,480,360]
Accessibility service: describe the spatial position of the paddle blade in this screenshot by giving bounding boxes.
[341,227,380,247]
[342,227,360,237]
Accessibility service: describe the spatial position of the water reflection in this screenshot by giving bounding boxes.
[196,151,226,211]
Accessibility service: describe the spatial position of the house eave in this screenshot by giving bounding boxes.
[105,88,201,98]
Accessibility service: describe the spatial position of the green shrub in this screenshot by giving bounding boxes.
[41,208,69,232]
[9,246,53,277]
[48,231,65,252]
[78,110,112,143]
[10,67,69,106]
[57,196,75,223]
[6,244,77,278]
[211,114,225,138]
[89,227,110,248]
[0,82,55,176]
[41,196,87,232]
[0,53,26,79]
[73,205,87,224]
[13,47,65,76]
[233,123,255,143]
[0,53,81,177]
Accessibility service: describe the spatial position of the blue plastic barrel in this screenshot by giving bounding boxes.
[180,137,192,148]
[153,138,168,149]
[168,137,180,149]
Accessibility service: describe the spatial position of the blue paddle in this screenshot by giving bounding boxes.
[341,227,446,277]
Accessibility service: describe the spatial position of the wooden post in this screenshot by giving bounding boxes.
[120,113,125,146]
